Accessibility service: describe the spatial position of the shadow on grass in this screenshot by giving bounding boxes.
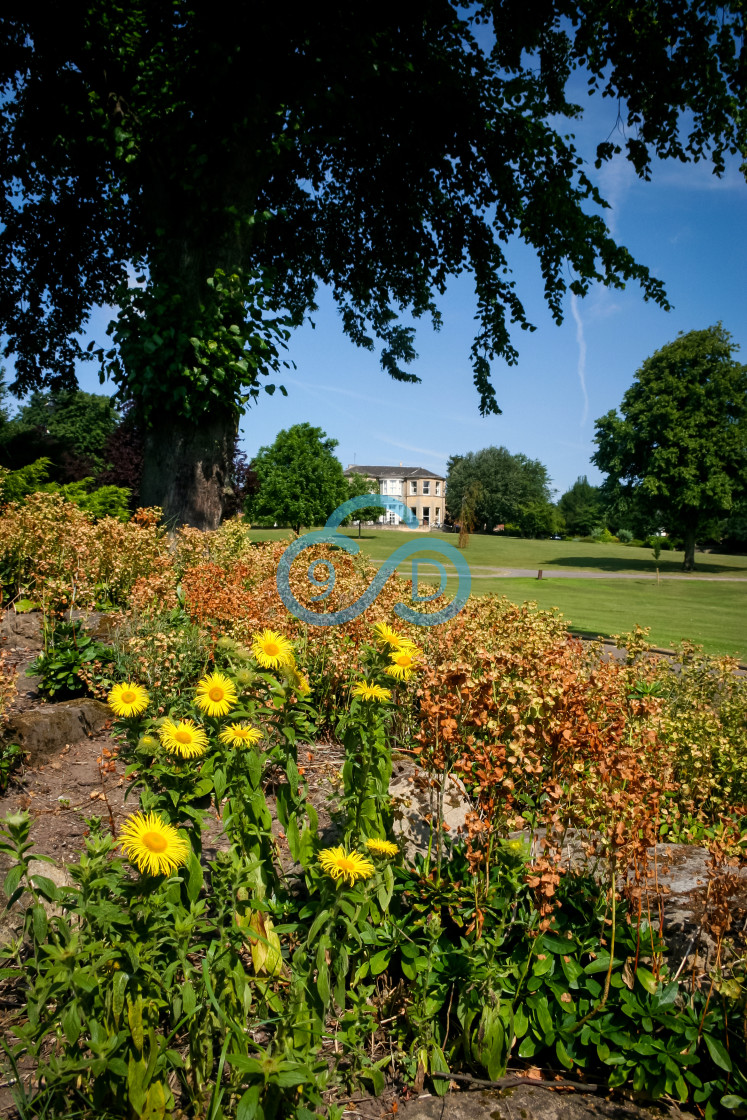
[542,554,747,575]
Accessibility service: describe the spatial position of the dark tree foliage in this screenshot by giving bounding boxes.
[0,3,745,526]
[0,387,120,480]
[558,475,605,537]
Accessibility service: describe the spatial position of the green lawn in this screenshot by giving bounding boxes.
[481,578,747,659]
[243,526,747,658]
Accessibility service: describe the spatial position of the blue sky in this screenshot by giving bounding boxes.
[57,89,747,499]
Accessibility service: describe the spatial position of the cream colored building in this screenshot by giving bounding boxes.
[344,465,446,529]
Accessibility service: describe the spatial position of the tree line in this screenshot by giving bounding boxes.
[3,324,746,570]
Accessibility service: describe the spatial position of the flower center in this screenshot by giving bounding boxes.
[264,642,280,657]
[208,686,224,701]
[395,654,413,666]
[338,858,355,873]
[142,831,168,853]
[174,730,192,745]
[121,690,136,704]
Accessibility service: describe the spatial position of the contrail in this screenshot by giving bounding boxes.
[570,294,589,426]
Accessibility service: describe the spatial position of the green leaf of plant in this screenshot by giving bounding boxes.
[704,1033,732,1072]
[369,950,390,976]
[556,1039,574,1070]
[430,1045,449,1096]
[185,850,203,903]
[636,966,658,994]
[237,1085,262,1120]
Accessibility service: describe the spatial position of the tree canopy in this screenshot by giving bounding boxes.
[1,3,745,525]
[446,446,553,534]
[245,424,348,535]
[558,476,605,538]
[592,325,747,570]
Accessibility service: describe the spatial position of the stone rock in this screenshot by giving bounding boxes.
[4,699,110,765]
[0,858,73,952]
[511,828,747,962]
[390,758,471,862]
[400,1085,692,1120]
[0,611,43,650]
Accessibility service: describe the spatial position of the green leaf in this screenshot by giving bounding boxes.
[3,863,23,898]
[112,970,128,1026]
[518,1036,536,1058]
[182,980,197,1016]
[237,1085,261,1120]
[360,1066,385,1096]
[185,850,203,903]
[704,1033,732,1072]
[307,909,329,943]
[31,903,47,943]
[61,1002,82,1045]
[535,997,553,1036]
[317,961,330,1007]
[720,1096,747,1110]
[369,950,390,976]
[636,966,658,994]
[555,1039,574,1070]
[430,1045,449,1096]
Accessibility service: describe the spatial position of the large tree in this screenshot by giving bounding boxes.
[1,4,745,527]
[446,446,552,532]
[592,325,747,570]
[245,424,348,536]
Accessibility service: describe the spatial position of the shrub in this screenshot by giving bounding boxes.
[617,528,633,542]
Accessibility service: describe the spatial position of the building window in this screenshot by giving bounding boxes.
[435,507,441,525]
[410,506,417,520]
[422,506,430,525]
[422,480,430,495]
[435,482,441,495]
[409,480,417,495]
[387,511,396,524]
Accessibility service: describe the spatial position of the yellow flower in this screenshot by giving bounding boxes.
[372,621,416,651]
[318,846,375,887]
[219,723,263,748]
[160,719,209,758]
[108,682,149,718]
[385,646,423,681]
[194,671,238,717]
[119,811,189,876]
[251,628,295,670]
[365,838,399,857]
[351,681,392,702]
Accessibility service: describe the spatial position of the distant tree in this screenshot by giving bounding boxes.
[245,424,348,535]
[558,476,604,537]
[593,325,747,571]
[0,388,119,478]
[516,500,560,539]
[344,472,382,537]
[446,446,552,533]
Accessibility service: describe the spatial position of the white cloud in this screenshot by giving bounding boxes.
[570,294,589,427]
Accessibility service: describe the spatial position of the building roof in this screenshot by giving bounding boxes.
[345,464,446,481]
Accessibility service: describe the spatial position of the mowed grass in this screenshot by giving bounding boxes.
[243,526,747,658]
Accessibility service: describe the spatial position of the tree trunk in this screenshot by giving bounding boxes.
[140,414,236,530]
[682,524,697,571]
